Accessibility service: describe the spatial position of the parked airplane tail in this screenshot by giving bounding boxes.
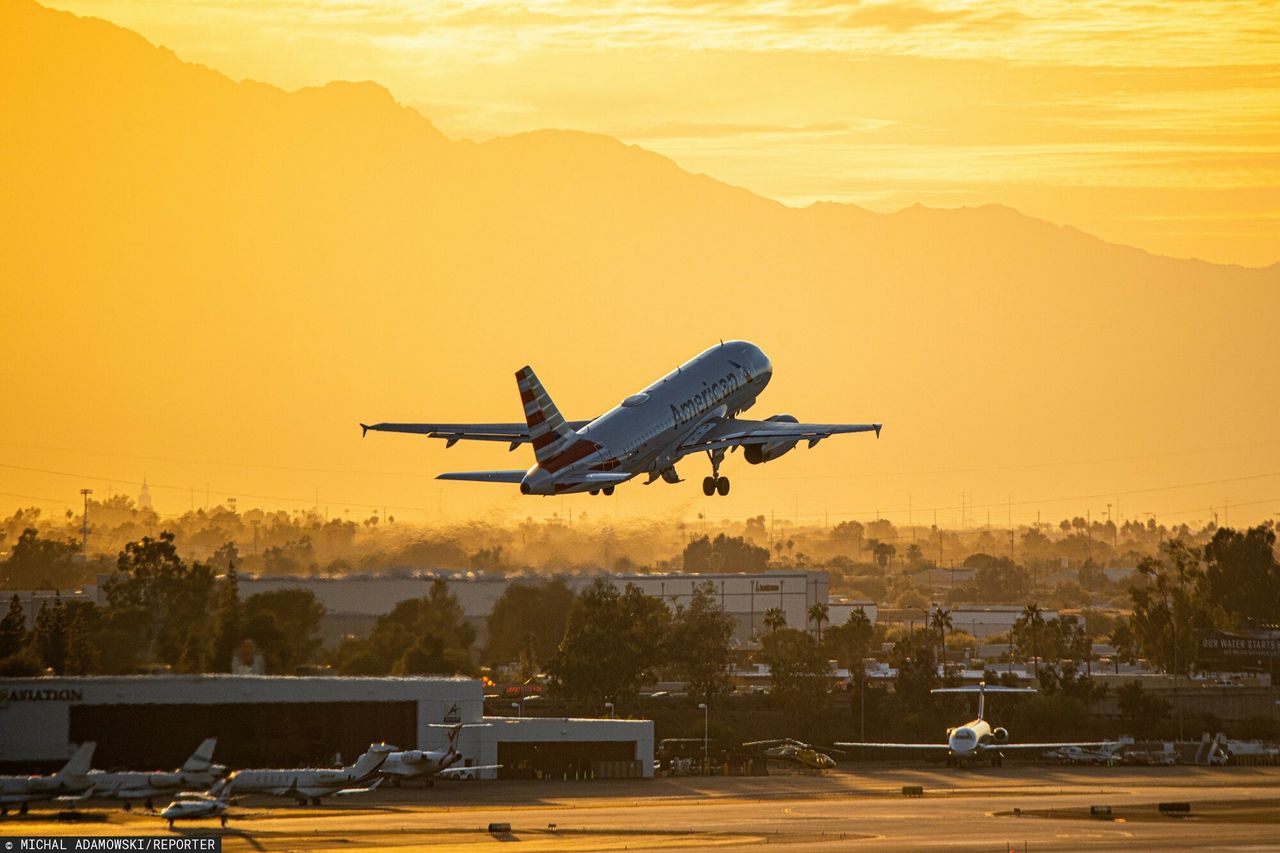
[346,744,394,782]
[516,366,575,464]
[55,742,96,780]
[447,723,464,753]
[182,737,218,773]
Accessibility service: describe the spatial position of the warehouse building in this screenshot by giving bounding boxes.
[0,675,652,779]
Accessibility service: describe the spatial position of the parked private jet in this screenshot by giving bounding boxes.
[159,787,232,829]
[837,682,1111,766]
[219,743,392,805]
[380,724,500,786]
[0,742,96,815]
[362,341,881,496]
[88,737,224,810]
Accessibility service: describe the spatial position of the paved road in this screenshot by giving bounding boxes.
[8,765,1280,851]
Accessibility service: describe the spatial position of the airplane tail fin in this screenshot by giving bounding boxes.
[447,723,464,754]
[516,366,575,464]
[346,744,393,782]
[55,742,96,780]
[181,737,218,773]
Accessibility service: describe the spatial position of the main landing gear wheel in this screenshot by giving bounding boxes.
[603,485,614,496]
[702,476,731,496]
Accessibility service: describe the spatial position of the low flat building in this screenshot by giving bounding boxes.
[0,675,652,779]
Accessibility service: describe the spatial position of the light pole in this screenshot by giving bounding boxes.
[79,488,93,560]
[605,702,614,720]
[511,701,521,719]
[697,702,708,774]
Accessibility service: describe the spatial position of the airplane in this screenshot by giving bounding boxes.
[219,743,392,806]
[741,738,842,772]
[361,341,881,497]
[87,737,224,810]
[159,787,232,830]
[1041,741,1127,766]
[379,723,501,787]
[836,682,1112,767]
[0,741,96,815]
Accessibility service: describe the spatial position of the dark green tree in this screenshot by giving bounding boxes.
[210,562,243,672]
[3,528,81,589]
[337,580,473,675]
[243,589,325,672]
[759,627,830,718]
[64,605,101,675]
[1116,680,1171,736]
[30,595,68,673]
[668,581,736,704]
[682,534,770,571]
[1203,526,1280,623]
[890,629,939,707]
[548,580,671,704]
[484,578,575,668]
[0,594,26,658]
[763,606,787,633]
[929,606,952,673]
[100,532,217,670]
[1128,542,1221,675]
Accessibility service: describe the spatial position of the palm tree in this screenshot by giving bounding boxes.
[773,541,784,563]
[764,607,787,634]
[786,539,795,563]
[808,602,829,642]
[929,606,952,675]
[1022,603,1044,675]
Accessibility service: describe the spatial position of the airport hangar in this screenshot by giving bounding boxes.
[0,675,652,779]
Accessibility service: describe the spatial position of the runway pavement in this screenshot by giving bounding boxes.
[7,765,1280,851]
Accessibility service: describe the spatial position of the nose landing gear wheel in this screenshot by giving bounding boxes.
[716,477,730,496]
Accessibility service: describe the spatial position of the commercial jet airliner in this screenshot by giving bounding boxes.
[362,341,880,496]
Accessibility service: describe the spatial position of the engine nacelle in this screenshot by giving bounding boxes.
[743,414,799,464]
[992,727,1009,744]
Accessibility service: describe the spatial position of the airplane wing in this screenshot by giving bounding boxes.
[331,779,384,796]
[833,742,951,751]
[434,764,502,778]
[677,418,881,455]
[980,741,1114,752]
[436,470,527,483]
[361,421,589,449]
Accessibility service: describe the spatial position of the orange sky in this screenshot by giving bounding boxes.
[2,0,1279,536]
[41,0,1280,268]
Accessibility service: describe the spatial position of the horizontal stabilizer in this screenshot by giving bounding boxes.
[436,470,526,484]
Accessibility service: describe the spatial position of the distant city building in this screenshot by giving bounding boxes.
[138,478,152,511]
[239,569,830,646]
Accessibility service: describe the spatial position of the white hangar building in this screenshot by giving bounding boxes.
[0,675,652,779]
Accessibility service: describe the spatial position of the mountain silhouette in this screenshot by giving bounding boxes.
[2,0,1277,520]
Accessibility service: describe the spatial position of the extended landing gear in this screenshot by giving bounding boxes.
[702,476,730,496]
[220,816,228,827]
[145,798,154,811]
[310,797,322,806]
[124,802,133,812]
[588,486,615,496]
[702,449,730,496]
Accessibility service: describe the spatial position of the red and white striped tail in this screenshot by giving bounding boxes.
[516,366,575,464]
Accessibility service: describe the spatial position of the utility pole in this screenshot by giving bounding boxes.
[79,488,93,560]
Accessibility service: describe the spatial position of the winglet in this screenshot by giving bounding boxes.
[361,423,370,437]
[874,424,882,438]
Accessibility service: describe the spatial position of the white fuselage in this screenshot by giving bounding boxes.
[520,341,772,494]
[380,748,458,780]
[0,774,90,805]
[160,792,228,822]
[87,768,220,801]
[946,718,993,759]
[226,767,369,799]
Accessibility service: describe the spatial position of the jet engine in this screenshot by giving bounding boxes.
[992,727,1009,744]
[743,415,799,464]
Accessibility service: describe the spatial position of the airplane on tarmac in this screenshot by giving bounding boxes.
[87,737,224,810]
[361,341,881,497]
[159,787,232,829]
[379,723,501,787]
[836,682,1112,767]
[0,742,96,815]
[218,743,392,805]
[1042,741,1128,766]
[741,738,842,772]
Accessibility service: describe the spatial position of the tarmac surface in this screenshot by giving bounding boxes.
[7,764,1280,851]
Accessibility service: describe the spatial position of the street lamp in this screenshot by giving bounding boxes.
[605,702,614,719]
[697,702,709,774]
[511,701,521,719]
